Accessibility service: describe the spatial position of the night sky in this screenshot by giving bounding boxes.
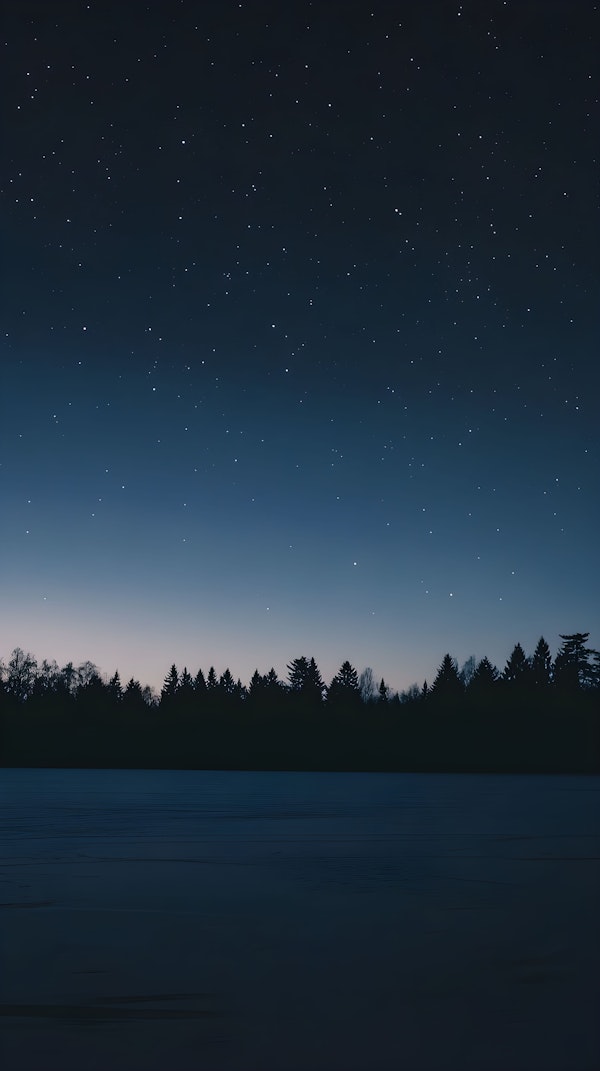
[2,1,598,697]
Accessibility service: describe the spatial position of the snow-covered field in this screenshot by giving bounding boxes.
[1,768,599,1070]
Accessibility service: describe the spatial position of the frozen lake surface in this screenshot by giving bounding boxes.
[1,768,599,1070]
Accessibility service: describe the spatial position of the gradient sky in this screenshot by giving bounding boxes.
[2,1,598,696]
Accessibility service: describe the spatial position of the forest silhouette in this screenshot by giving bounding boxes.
[1,633,598,772]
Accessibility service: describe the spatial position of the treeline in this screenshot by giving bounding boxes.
[1,633,598,773]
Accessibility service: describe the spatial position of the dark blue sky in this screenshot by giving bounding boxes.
[2,0,598,694]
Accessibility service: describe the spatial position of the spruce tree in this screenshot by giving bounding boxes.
[430,654,464,702]
[554,632,596,690]
[306,657,326,703]
[264,668,282,692]
[193,669,207,696]
[123,677,145,712]
[219,668,236,695]
[248,669,264,699]
[108,670,123,702]
[264,668,284,710]
[502,643,530,686]
[328,661,360,706]
[531,637,552,688]
[469,656,500,693]
[179,667,193,690]
[178,667,195,711]
[286,656,325,706]
[287,656,310,693]
[161,664,179,706]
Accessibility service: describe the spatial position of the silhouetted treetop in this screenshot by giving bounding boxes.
[194,669,207,695]
[219,668,236,695]
[161,665,179,703]
[503,643,529,685]
[328,661,360,705]
[469,657,500,692]
[1,628,599,755]
[108,671,123,701]
[123,677,146,711]
[554,633,598,690]
[265,668,283,691]
[179,667,194,690]
[531,637,552,688]
[287,656,326,702]
[431,654,464,700]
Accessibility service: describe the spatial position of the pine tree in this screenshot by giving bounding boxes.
[263,668,284,710]
[328,661,360,706]
[178,667,195,708]
[108,670,123,702]
[554,633,597,690]
[287,656,310,693]
[179,667,193,690]
[193,669,207,696]
[469,656,500,693]
[287,656,325,705]
[206,666,218,690]
[123,677,145,711]
[339,661,360,690]
[378,678,389,703]
[161,664,179,706]
[249,668,283,711]
[264,668,283,695]
[531,637,552,688]
[502,643,530,686]
[248,669,264,698]
[306,657,326,703]
[218,668,235,695]
[430,654,464,702]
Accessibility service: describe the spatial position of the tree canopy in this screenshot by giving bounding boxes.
[1,631,598,773]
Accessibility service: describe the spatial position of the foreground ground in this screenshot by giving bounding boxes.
[1,768,599,1070]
